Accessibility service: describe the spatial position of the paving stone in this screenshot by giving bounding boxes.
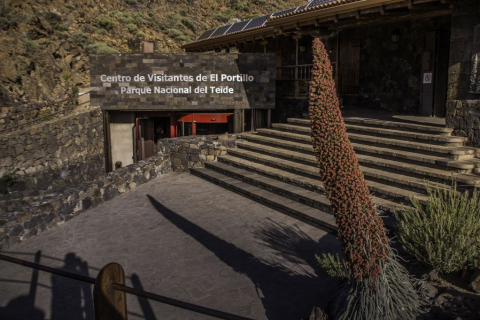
[0,172,340,320]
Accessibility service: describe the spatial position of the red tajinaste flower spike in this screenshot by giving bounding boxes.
[309,38,389,281]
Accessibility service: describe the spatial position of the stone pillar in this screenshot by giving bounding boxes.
[233,109,244,133]
[446,0,480,146]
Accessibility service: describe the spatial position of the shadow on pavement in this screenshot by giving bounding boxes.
[147,194,340,320]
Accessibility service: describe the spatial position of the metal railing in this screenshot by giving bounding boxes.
[276,64,313,81]
[0,252,254,320]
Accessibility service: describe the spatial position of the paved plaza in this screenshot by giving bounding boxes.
[0,172,341,320]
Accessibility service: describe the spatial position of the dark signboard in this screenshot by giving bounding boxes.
[90,53,276,111]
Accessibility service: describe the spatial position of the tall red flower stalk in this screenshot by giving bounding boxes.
[309,38,389,281]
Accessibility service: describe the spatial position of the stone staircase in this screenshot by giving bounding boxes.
[190,117,480,233]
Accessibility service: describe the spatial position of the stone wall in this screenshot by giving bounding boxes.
[0,134,237,250]
[159,134,237,172]
[0,108,105,200]
[342,15,451,114]
[446,0,480,146]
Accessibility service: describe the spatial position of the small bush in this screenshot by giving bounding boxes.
[165,28,183,39]
[180,17,195,31]
[395,185,480,273]
[84,42,119,54]
[126,23,138,34]
[126,0,137,4]
[94,28,108,35]
[95,14,114,30]
[23,37,38,49]
[214,9,238,23]
[134,30,147,39]
[68,31,93,48]
[114,11,136,25]
[316,253,350,279]
[176,35,192,43]
[0,17,14,30]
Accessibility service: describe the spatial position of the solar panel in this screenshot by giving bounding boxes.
[244,14,270,30]
[271,7,298,17]
[225,20,251,34]
[210,24,232,38]
[307,0,337,8]
[197,28,216,41]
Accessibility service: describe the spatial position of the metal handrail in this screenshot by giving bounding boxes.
[0,253,254,320]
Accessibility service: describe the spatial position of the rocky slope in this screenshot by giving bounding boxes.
[0,0,304,111]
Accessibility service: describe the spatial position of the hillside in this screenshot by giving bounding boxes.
[0,0,304,110]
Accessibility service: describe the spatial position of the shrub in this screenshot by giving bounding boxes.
[0,17,13,30]
[165,28,183,39]
[126,23,138,34]
[180,17,195,31]
[126,0,137,4]
[23,37,38,49]
[395,185,480,273]
[316,253,350,279]
[95,14,114,30]
[84,42,119,54]
[68,31,93,48]
[214,9,237,23]
[114,11,136,25]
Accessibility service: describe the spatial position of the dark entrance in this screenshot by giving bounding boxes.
[420,30,451,117]
[135,114,173,161]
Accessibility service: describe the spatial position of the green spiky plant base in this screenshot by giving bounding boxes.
[327,253,427,320]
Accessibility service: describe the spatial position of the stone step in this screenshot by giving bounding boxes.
[216,154,412,214]
[234,142,466,193]
[272,123,466,147]
[240,132,479,170]
[255,128,476,159]
[189,167,338,233]
[204,161,333,213]
[287,117,453,136]
[224,148,430,204]
[236,140,479,187]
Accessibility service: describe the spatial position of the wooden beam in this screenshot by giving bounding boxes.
[331,6,451,30]
[380,5,386,14]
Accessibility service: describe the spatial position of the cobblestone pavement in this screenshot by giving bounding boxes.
[0,172,341,320]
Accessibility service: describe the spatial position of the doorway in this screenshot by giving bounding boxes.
[420,30,450,117]
[136,116,171,161]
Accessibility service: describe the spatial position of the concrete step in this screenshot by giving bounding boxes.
[205,161,333,213]
[272,123,466,147]
[190,167,338,233]
[236,140,479,188]
[241,133,479,171]
[287,117,453,136]
[255,128,476,159]
[234,142,460,193]
[224,148,430,205]
[216,154,412,214]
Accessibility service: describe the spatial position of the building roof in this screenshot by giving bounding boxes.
[183,0,447,51]
[195,0,352,43]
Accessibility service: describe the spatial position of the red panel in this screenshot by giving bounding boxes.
[177,113,232,123]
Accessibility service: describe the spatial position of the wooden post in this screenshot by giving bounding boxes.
[267,109,271,128]
[94,263,127,320]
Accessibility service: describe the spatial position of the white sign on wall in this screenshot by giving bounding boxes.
[423,72,433,84]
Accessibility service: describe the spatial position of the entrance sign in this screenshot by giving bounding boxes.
[423,72,433,84]
[90,53,276,111]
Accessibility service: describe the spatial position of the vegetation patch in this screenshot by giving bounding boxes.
[84,42,119,54]
[395,185,480,274]
[95,15,114,30]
